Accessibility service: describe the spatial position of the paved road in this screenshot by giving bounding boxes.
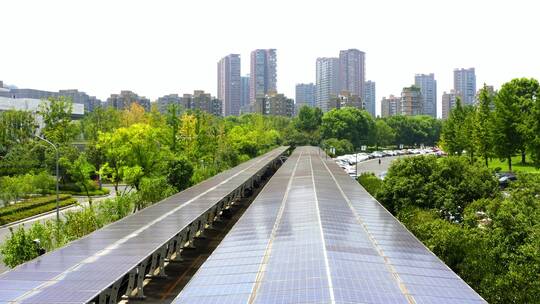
[0,184,130,273]
[351,155,410,177]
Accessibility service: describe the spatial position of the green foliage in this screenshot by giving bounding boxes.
[167,158,194,191]
[321,107,375,147]
[440,98,476,160]
[66,153,96,203]
[321,138,353,156]
[39,96,78,144]
[0,226,41,267]
[294,106,322,132]
[493,78,540,170]
[357,173,383,197]
[474,85,495,167]
[32,171,55,196]
[374,119,395,148]
[0,110,37,157]
[385,115,441,147]
[136,176,177,211]
[0,174,37,205]
[380,156,540,303]
[97,193,138,222]
[377,156,498,220]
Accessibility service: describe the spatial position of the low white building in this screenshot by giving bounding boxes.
[0,96,84,117]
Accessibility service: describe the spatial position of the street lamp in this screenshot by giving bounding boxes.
[34,135,60,224]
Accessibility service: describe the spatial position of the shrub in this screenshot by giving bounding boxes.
[0,226,40,268]
[377,155,498,220]
[136,176,177,211]
[167,158,194,191]
[322,138,354,157]
[31,171,55,196]
[357,173,382,197]
[0,174,36,205]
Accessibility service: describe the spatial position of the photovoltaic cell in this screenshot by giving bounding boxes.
[173,146,486,304]
[0,147,288,303]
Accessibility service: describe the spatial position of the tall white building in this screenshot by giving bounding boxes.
[217,54,241,116]
[364,80,376,117]
[316,57,339,112]
[414,73,437,117]
[249,49,277,102]
[454,68,476,105]
[338,49,366,98]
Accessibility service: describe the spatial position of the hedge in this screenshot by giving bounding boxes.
[357,172,383,197]
[0,196,76,226]
[0,195,72,218]
[46,188,110,197]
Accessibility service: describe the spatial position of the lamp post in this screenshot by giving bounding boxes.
[35,135,60,223]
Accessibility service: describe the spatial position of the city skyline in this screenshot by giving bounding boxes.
[2,0,540,117]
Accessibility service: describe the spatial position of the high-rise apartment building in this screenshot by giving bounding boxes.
[181,90,222,116]
[249,49,277,102]
[454,68,476,105]
[329,92,363,110]
[218,54,241,116]
[156,94,182,114]
[240,75,250,108]
[401,86,423,116]
[442,90,458,119]
[316,57,339,112]
[295,83,316,109]
[106,90,151,111]
[414,73,437,117]
[338,49,366,98]
[252,93,294,117]
[364,80,376,117]
[381,95,401,117]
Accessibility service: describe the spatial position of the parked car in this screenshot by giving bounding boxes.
[496,172,517,188]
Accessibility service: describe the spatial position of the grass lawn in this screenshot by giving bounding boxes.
[488,155,540,173]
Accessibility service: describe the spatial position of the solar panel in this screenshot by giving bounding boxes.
[0,146,288,303]
[173,146,486,304]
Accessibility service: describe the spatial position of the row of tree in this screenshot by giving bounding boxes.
[441,78,540,170]
[0,99,290,210]
[287,106,441,154]
[368,155,540,303]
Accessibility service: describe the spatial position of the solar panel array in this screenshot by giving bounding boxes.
[0,146,288,304]
[173,146,486,304]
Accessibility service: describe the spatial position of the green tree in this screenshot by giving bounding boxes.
[0,110,37,157]
[377,155,498,219]
[39,96,77,144]
[97,123,172,191]
[294,106,322,132]
[374,119,395,149]
[474,84,495,167]
[166,158,194,191]
[32,171,55,196]
[321,138,354,156]
[441,98,475,160]
[67,154,96,204]
[320,107,374,148]
[0,174,36,205]
[166,103,182,152]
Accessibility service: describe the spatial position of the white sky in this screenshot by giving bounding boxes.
[2,0,539,117]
